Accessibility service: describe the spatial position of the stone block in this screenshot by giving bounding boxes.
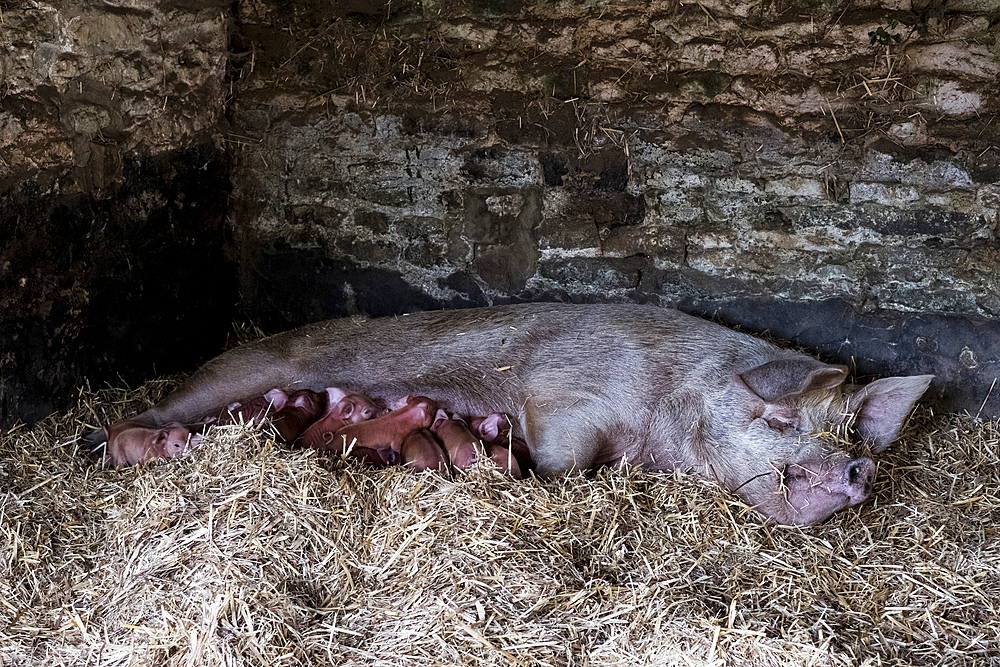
[849,182,922,206]
[907,44,1000,80]
[538,256,646,291]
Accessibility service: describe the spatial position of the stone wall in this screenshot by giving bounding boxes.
[229,0,1000,414]
[2,0,999,425]
[0,1,235,425]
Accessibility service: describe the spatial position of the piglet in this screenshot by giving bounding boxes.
[102,421,201,468]
[269,389,326,442]
[431,411,521,478]
[295,388,385,450]
[400,428,449,474]
[324,387,384,423]
[215,388,290,428]
[305,395,437,457]
[439,412,523,478]
[430,410,481,470]
[214,387,326,443]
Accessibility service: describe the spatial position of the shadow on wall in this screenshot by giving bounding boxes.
[684,297,1000,418]
[0,143,237,429]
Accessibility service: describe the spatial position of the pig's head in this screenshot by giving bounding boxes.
[472,413,510,442]
[284,389,325,417]
[706,357,932,525]
[326,388,382,423]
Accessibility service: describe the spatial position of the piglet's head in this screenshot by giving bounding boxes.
[283,389,324,417]
[710,357,932,526]
[326,388,382,424]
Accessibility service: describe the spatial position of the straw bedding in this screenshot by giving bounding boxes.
[2,376,997,666]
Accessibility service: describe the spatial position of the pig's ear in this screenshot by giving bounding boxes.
[325,387,347,406]
[847,375,933,453]
[479,414,502,441]
[264,389,289,411]
[739,359,849,403]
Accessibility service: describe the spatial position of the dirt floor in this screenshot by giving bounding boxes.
[1,377,997,666]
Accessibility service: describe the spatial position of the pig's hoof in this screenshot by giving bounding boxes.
[83,427,108,450]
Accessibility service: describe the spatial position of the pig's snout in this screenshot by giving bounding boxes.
[769,454,878,525]
[843,456,875,505]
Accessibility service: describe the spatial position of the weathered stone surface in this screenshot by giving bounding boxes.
[0,0,232,428]
[221,0,999,415]
[2,0,1000,426]
[0,0,228,182]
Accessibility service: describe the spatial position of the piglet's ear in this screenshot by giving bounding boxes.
[264,389,289,411]
[740,359,848,403]
[325,387,347,407]
[848,375,933,453]
[479,414,503,441]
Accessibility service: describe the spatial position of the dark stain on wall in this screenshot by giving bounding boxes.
[0,143,236,427]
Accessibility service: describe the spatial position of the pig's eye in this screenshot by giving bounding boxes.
[362,408,372,419]
[780,463,814,491]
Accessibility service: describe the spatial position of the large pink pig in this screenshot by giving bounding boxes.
[92,304,934,525]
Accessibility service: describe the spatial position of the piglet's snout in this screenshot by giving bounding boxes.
[843,457,875,505]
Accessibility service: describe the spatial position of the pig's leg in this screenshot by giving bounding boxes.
[521,399,601,475]
[400,429,449,474]
[131,345,301,428]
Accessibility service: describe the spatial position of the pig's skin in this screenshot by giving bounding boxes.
[470,413,534,473]
[484,444,522,479]
[433,410,522,477]
[215,388,289,427]
[400,428,449,474]
[103,304,933,525]
[346,445,398,467]
[304,396,437,455]
[430,410,481,469]
[270,389,326,442]
[215,388,324,443]
[324,388,383,423]
[295,389,389,450]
